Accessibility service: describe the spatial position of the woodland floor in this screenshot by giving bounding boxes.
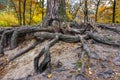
[0,24,120,80]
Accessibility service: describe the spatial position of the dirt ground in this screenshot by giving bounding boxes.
[0,25,120,80]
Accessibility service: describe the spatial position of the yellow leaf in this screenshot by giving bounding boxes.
[47,74,52,79]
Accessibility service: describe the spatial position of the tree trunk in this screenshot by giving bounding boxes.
[29,0,32,25]
[112,0,116,23]
[42,0,69,27]
[95,0,100,22]
[84,0,88,23]
[23,0,26,25]
[19,0,22,25]
[40,0,44,21]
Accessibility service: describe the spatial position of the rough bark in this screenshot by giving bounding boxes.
[34,32,80,43]
[42,0,69,27]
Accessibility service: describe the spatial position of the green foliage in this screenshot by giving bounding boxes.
[77,60,82,68]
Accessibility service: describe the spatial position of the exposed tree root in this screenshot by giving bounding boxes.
[34,32,83,73]
[9,40,41,62]
[75,40,90,80]
[75,62,90,80]
[81,23,94,34]
[10,27,55,49]
[0,30,14,56]
[34,36,59,73]
[97,25,120,34]
[80,36,99,59]
[0,23,120,76]
[34,32,80,43]
[87,32,120,47]
[0,27,55,56]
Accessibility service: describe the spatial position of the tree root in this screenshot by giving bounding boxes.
[9,40,41,62]
[0,30,14,56]
[34,35,59,73]
[97,25,120,34]
[80,36,100,59]
[34,32,81,43]
[75,35,99,80]
[0,24,119,76]
[0,27,55,56]
[10,27,55,49]
[87,32,120,47]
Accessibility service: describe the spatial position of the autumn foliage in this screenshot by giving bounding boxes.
[0,0,119,27]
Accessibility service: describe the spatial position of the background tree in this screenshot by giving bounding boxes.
[42,0,69,27]
[84,0,88,23]
[112,0,116,23]
[18,0,22,25]
[23,0,26,25]
[95,0,101,22]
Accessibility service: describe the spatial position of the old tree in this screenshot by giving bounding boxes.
[0,0,120,79]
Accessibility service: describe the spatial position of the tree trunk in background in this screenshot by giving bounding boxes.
[40,0,44,21]
[29,0,32,25]
[23,0,26,25]
[42,0,69,27]
[95,0,100,22]
[84,0,88,23]
[112,0,116,23]
[19,0,22,25]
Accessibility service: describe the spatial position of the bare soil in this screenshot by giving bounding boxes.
[0,25,120,80]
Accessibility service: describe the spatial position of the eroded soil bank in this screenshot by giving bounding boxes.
[0,24,120,80]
